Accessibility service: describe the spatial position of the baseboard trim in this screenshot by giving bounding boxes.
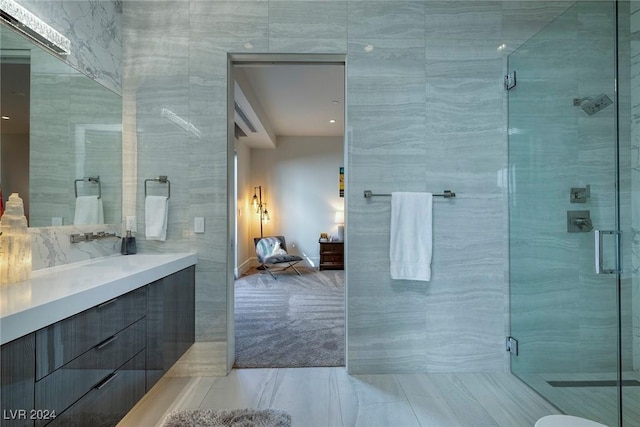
[236,258,257,277]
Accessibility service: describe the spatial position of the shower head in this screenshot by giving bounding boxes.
[573,94,613,116]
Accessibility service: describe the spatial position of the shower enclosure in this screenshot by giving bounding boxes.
[508,1,638,426]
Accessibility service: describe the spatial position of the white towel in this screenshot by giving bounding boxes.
[390,192,433,281]
[145,196,168,241]
[73,195,104,225]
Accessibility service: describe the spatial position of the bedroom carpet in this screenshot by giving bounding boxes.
[233,267,344,368]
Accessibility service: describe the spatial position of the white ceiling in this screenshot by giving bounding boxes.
[235,63,345,146]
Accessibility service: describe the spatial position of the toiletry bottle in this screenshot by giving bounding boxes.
[121,230,137,255]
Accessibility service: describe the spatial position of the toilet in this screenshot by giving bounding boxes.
[535,415,608,427]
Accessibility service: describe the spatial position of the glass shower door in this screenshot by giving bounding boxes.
[508,2,623,426]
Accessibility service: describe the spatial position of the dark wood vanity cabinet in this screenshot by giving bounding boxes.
[0,265,195,427]
[146,266,195,389]
[34,287,146,381]
[45,351,146,427]
[1,334,36,427]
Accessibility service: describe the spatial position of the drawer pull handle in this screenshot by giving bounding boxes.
[95,372,118,390]
[96,335,118,350]
[98,298,118,309]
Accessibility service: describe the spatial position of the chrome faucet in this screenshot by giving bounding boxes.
[70,231,117,243]
[573,217,593,231]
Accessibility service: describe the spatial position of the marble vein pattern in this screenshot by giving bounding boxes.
[30,224,120,270]
[15,0,122,94]
[118,0,608,376]
[118,346,561,427]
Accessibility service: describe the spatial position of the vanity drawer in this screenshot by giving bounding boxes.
[45,350,146,427]
[35,287,146,380]
[98,287,146,338]
[35,307,99,380]
[35,318,145,423]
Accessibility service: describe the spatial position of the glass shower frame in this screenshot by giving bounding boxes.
[508,1,635,426]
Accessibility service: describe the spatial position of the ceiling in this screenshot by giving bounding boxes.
[235,63,345,148]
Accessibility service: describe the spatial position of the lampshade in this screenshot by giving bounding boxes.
[334,211,344,224]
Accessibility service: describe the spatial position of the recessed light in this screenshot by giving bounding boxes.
[332,100,339,105]
[244,42,253,49]
[1,116,9,120]
[364,44,374,52]
[329,119,336,124]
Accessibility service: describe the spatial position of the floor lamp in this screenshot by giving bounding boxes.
[252,186,270,238]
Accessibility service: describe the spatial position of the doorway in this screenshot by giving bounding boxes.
[227,54,346,368]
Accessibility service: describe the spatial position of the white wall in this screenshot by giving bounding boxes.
[235,138,253,276]
[250,136,344,267]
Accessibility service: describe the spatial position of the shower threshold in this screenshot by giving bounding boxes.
[548,380,640,387]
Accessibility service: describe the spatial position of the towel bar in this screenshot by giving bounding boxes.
[144,176,171,199]
[74,176,101,199]
[363,190,455,199]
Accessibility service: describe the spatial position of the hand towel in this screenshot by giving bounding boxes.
[390,192,433,281]
[73,195,104,225]
[145,196,168,241]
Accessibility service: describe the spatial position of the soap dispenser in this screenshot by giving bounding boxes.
[120,230,137,255]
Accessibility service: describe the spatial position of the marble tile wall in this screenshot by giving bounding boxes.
[30,224,120,270]
[121,1,572,374]
[15,0,635,378]
[15,0,122,94]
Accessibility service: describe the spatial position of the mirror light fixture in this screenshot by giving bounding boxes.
[0,0,71,55]
[252,186,270,238]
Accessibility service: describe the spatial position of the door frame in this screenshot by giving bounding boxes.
[226,53,347,372]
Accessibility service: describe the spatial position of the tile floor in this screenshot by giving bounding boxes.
[518,371,640,427]
[118,343,561,427]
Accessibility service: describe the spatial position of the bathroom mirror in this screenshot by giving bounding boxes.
[0,22,122,227]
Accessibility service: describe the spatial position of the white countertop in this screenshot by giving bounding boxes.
[0,252,197,345]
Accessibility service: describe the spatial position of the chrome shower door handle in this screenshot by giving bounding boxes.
[594,230,621,274]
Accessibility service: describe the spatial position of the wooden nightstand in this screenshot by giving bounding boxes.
[319,241,344,270]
